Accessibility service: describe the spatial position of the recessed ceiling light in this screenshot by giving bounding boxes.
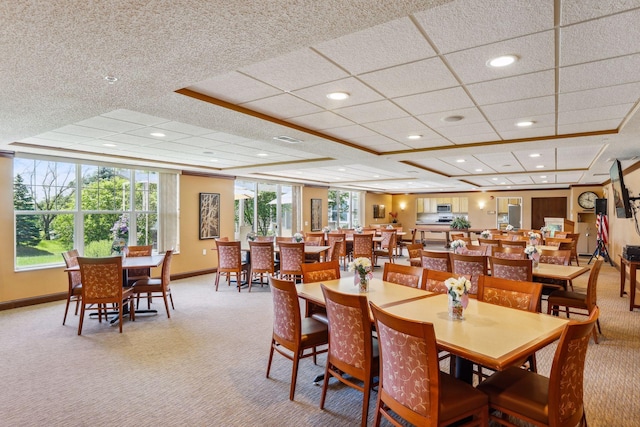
[150,132,166,137]
[273,135,301,144]
[542,180,548,183]
[540,175,547,178]
[487,55,518,67]
[102,143,117,147]
[338,168,346,172]
[456,159,466,163]
[373,174,380,178]
[326,92,350,100]
[516,121,535,127]
[209,158,218,162]
[475,168,483,172]
[104,75,118,84]
[407,134,422,140]
[529,153,541,157]
[536,165,545,169]
[257,153,268,157]
[442,115,464,122]
[492,177,498,181]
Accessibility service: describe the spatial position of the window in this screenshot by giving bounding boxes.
[13,157,162,270]
[328,189,362,229]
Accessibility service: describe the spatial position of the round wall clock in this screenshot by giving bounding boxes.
[578,191,598,209]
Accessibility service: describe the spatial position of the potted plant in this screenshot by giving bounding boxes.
[450,216,471,230]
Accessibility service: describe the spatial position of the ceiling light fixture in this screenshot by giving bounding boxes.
[150,132,166,137]
[442,115,464,122]
[529,153,540,157]
[407,134,422,140]
[516,120,535,127]
[102,143,117,147]
[326,92,350,100]
[273,135,301,144]
[487,55,518,67]
[104,75,118,84]
[536,165,545,169]
[540,175,547,178]
[456,159,466,163]
[257,153,268,157]
[475,168,483,172]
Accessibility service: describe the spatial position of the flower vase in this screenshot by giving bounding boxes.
[448,294,464,320]
[355,274,369,292]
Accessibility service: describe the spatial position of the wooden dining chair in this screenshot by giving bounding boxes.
[301,260,341,325]
[374,231,397,264]
[420,250,452,272]
[125,244,153,286]
[500,239,527,249]
[547,258,603,343]
[132,250,174,318]
[248,241,275,291]
[326,232,346,269]
[492,246,526,259]
[397,228,418,257]
[449,253,487,295]
[477,307,599,427]
[320,284,379,427]
[406,243,423,267]
[369,302,489,427]
[423,269,470,294]
[62,249,82,325]
[77,256,135,335]
[214,240,248,291]
[382,262,425,289]
[478,238,502,249]
[352,233,374,265]
[304,235,324,263]
[267,277,328,401]
[489,256,533,282]
[278,241,305,282]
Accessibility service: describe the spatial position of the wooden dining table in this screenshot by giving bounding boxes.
[532,262,590,290]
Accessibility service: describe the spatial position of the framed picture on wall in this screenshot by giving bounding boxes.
[199,192,220,239]
[373,204,385,219]
[311,198,322,231]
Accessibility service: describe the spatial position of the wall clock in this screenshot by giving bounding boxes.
[578,191,598,209]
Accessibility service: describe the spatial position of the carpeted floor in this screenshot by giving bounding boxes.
[0,248,638,426]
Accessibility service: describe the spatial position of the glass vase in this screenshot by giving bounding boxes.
[355,274,369,292]
[448,294,464,320]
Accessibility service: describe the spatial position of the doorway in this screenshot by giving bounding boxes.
[531,197,567,229]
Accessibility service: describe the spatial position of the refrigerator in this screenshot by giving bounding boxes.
[508,204,521,229]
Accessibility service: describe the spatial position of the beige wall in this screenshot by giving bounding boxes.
[364,193,393,227]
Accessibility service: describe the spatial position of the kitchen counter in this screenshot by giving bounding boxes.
[414,225,485,248]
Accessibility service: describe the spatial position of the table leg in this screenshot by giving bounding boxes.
[620,258,627,297]
[453,355,474,384]
[631,264,637,311]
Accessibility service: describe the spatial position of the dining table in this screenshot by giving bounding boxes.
[532,262,590,290]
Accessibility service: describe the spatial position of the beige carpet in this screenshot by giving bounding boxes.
[0,250,638,426]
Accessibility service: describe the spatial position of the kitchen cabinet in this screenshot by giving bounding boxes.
[459,197,468,213]
[417,198,424,213]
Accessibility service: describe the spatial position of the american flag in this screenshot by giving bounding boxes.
[597,213,608,244]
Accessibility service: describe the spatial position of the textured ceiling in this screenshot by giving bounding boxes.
[2,0,640,193]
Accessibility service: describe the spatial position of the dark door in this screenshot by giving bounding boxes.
[531,197,567,229]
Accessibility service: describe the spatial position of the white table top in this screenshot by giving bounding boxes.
[532,262,590,280]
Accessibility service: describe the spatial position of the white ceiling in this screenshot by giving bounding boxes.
[2,0,640,193]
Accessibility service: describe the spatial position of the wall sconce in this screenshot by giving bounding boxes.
[478,201,486,210]
[399,202,406,211]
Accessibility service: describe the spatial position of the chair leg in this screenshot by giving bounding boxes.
[319,363,331,409]
[168,293,175,310]
[289,351,301,401]
[361,378,372,427]
[62,296,72,325]
[162,292,171,318]
[77,304,86,335]
[118,302,124,333]
[214,272,220,291]
[266,340,275,379]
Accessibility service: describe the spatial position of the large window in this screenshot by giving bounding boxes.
[328,189,362,229]
[13,157,160,270]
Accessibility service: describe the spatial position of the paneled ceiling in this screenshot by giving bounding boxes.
[2,0,640,193]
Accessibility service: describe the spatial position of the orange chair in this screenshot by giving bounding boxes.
[278,242,306,282]
[370,302,489,427]
[406,243,423,267]
[500,240,527,249]
[266,277,328,401]
[248,241,275,291]
[382,262,425,289]
[326,232,346,269]
[214,240,248,291]
[489,256,533,282]
[132,250,174,318]
[477,307,599,427]
[492,246,526,259]
[352,233,374,265]
[125,244,153,286]
[62,249,82,325]
[374,231,397,264]
[423,269,470,294]
[420,250,452,272]
[449,253,487,295]
[320,284,379,427]
[77,256,135,335]
[547,258,603,343]
[301,260,341,325]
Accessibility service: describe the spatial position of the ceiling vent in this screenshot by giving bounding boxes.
[273,135,302,144]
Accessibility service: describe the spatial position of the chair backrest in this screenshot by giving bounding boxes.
[369,302,441,424]
[450,232,465,240]
[77,256,124,304]
[420,250,452,272]
[326,238,343,262]
[424,269,470,294]
[352,233,373,261]
[301,260,341,283]
[379,229,396,249]
[463,244,490,256]
[492,246,526,259]
[449,253,487,294]
[215,240,243,270]
[321,284,374,379]
[255,235,274,242]
[544,237,572,248]
[548,307,599,427]
[304,235,323,246]
[127,245,152,257]
[278,242,305,275]
[478,238,501,248]
[382,263,425,289]
[327,233,346,257]
[407,243,423,260]
[477,275,542,312]
[539,249,571,265]
[275,236,293,245]
[489,256,533,282]
[269,277,301,349]
[249,241,275,271]
[585,258,603,310]
[500,239,527,248]
[160,250,174,288]
[62,249,81,288]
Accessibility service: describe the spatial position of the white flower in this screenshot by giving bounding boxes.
[386,224,394,229]
[355,226,363,233]
[444,276,470,299]
[540,226,549,233]
[322,226,331,233]
[505,224,514,231]
[450,239,467,250]
[348,257,372,276]
[528,231,541,240]
[524,245,538,255]
[480,230,491,239]
[293,232,304,242]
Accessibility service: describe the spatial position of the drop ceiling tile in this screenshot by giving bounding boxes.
[349,134,406,150]
[101,110,168,127]
[446,31,554,84]
[497,125,557,141]
[402,137,453,150]
[126,127,189,142]
[27,131,93,144]
[288,111,354,130]
[322,124,379,140]
[491,113,555,132]
[448,132,501,144]
[240,93,322,119]
[19,136,78,148]
[416,107,487,129]
[557,143,604,169]
[173,136,234,149]
[154,121,218,137]
[474,152,523,173]
[145,141,208,153]
[560,0,640,25]
[394,86,474,116]
[100,133,161,146]
[239,48,349,91]
[481,96,555,121]
[187,71,282,104]
[560,8,640,66]
[559,119,622,134]
[559,82,640,111]
[558,103,633,125]
[314,17,435,75]
[364,116,436,136]
[413,158,470,176]
[358,57,458,98]
[413,0,553,54]
[200,132,255,144]
[559,53,640,92]
[436,122,497,138]
[467,70,555,105]
[292,77,384,109]
[334,100,408,124]
[75,116,146,133]
[54,124,119,139]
